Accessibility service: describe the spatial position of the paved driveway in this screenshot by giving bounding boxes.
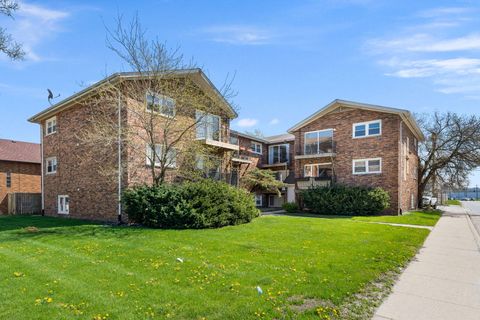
[462,201,480,234]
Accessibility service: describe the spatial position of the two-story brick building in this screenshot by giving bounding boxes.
[0,139,41,214]
[29,69,423,220]
[229,100,423,214]
[29,69,239,222]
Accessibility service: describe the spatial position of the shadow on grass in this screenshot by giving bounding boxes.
[0,215,96,232]
[265,211,354,220]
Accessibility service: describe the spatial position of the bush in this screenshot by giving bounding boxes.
[122,180,260,229]
[122,184,195,228]
[300,185,390,216]
[282,202,299,213]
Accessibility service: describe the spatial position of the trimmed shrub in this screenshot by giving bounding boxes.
[122,184,195,228]
[300,185,390,216]
[182,180,260,228]
[282,202,299,213]
[122,180,260,229]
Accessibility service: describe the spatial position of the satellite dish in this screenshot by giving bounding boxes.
[47,89,60,105]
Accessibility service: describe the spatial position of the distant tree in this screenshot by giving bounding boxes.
[244,129,264,138]
[417,112,480,203]
[241,168,284,196]
[0,0,24,60]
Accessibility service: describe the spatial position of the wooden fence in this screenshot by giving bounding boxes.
[8,193,41,215]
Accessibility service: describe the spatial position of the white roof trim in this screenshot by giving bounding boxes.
[287,99,424,141]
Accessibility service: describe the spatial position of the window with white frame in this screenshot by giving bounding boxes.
[304,163,332,178]
[353,158,381,174]
[269,144,289,164]
[304,129,334,155]
[353,120,381,138]
[146,92,175,117]
[255,194,262,207]
[146,144,177,168]
[46,157,57,174]
[58,195,69,214]
[250,142,262,154]
[46,117,57,135]
[196,110,221,141]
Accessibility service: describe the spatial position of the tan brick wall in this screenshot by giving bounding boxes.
[292,108,403,213]
[0,160,41,214]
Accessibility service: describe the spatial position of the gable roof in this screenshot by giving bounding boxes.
[28,68,237,123]
[0,139,41,164]
[287,99,425,140]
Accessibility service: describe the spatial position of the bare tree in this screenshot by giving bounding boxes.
[0,0,24,60]
[76,15,237,187]
[417,112,480,202]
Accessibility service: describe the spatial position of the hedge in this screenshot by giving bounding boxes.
[122,180,260,228]
[300,185,390,215]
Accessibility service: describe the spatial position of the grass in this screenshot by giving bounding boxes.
[446,199,461,206]
[352,210,441,227]
[0,215,430,319]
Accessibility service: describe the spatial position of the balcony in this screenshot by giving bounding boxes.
[204,169,239,187]
[296,176,332,190]
[201,138,239,151]
[295,140,336,160]
[232,151,252,164]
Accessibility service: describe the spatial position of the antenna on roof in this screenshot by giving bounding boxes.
[47,89,60,105]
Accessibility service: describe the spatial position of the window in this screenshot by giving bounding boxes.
[146,93,175,117]
[196,111,220,141]
[268,195,275,207]
[353,158,382,174]
[410,193,415,209]
[146,144,176,168]
[255,194,262,207]
[250,142,262,154]
[229,135,239,145]
[269,144,289,164]
[413,164,417,180]
[6,172,11,188]
[46,117,57,135]
[304,163,332,178]
[58,195,69,214]
[353,120,382,138]
[304,129,334,155]
[46,157,57,174]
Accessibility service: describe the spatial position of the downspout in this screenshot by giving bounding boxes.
[117,89,122,223]
[399,121,403,215]
[40,124,44,215]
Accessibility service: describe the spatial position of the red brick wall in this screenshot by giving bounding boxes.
[0,160,41,214]
[292,108,402,213]
[398,121,420,212]
[42,103,120,221]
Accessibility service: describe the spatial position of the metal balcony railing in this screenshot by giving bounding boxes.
[296,140,336,156]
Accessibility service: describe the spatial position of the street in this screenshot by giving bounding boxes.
[462,201,480,235]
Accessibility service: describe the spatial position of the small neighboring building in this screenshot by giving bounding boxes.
[0,139,41,214]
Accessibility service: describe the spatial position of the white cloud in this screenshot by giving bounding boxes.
[366,6,480,97]
[236,118,259,127]
[201,25,273,45]
[269,118,279,125]
[5,2,70,62]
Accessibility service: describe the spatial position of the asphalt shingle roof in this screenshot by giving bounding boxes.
[0,139,41,164]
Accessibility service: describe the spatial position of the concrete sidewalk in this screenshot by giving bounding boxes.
[373,206,480,320]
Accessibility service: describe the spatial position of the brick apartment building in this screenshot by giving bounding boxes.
[29,69,423,221]
[0,139,41,214]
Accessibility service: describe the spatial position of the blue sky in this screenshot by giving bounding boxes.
[1,0,479,185]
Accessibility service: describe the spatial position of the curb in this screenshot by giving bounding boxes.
[465,214,480,251]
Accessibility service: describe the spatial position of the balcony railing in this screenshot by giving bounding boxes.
[295,140,336,158]
[204,169,239,187]
[296,176,332,189]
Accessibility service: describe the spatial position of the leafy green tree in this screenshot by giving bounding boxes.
[240,168,284,196]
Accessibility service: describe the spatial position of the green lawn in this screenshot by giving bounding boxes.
[446,199,461,206]
[352,210,441,227]
[0,215,429,319]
